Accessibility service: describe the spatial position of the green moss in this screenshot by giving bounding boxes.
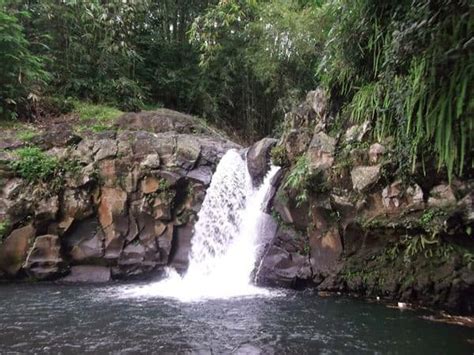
[9,147,82,193]
[73,101,122,122]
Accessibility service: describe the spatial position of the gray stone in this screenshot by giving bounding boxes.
[247,137,278,186]
[61,265,111,283]
[94,139,118,161]
[256,246,311,287]
[428,184,456,208]
[369,143,386,164]
[140,154,160,169]
[345,121,371,143]
[307,132,336,171]
[24,235,65,279]
[0,224,36,276]
[187,166,213,186]
[306,88,328,120]
[169,223,193,272]
[351,165,381,191]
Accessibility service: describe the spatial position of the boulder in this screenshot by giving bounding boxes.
[345,121,371,143]
[63,218,105,263]
[70,230,104,262]
[307,132,336,172]
[174,136,201,170]
[61,265,111,283]
[306,88,328,121]
[141,176,161,194]
[23,234,65,279]
[428,184,457,208]
[94,139,118,161]
[351,165,381,192]
[0,224,36,276]
[382,181,424,211]
[35,195,59,222]
[368,143,386,164]
[247,137,278,186]
[284,129,312,161]
[140,154,160,169]
[61,188,93,221]
[256,245,311,287]
[406,183,425,210]
[187,166,213,186]
[97,159,117,187]
[271,226,306,254]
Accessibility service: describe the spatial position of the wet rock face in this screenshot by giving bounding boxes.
[256,226,311,287]
[24,235,66,280]
[256,245,310,287]
[0,109,240,282]
[61,265,111,283]
[247,138,278,186]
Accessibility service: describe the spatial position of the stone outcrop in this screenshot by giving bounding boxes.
[0,225,36,276]
[23,234,65,280]
[246,138,277,186]
[351,165,381,192]
[307,132,336,172]
[0,109,239,282]
[261,87,474,314]
[61,265,111,283]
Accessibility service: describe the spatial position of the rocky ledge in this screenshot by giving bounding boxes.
[0,110,239,282]
[252,89,474,315]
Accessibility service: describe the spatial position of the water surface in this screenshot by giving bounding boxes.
[0,283,472,354]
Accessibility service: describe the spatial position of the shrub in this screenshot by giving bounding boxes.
[270,145,289,167]
[0,220,11,241]
[9,147,59,182]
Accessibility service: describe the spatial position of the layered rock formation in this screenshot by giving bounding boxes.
[0,110,239,282]
[254,88,474,314]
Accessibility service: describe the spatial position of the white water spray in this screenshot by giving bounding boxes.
[123,149,280,301]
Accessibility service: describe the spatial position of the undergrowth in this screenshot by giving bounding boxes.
[319,0,473,181]
[73,101,122,123]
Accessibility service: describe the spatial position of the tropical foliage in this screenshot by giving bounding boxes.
[1,0,472,179]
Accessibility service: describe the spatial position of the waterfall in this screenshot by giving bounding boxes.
[123,149,280,301]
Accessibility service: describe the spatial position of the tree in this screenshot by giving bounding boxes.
[0,8,48,119]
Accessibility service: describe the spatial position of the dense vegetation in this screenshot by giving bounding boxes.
[1,0,472,179]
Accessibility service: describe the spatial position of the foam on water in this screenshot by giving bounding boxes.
[121,149,280,302]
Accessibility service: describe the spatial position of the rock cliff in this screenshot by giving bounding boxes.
[0,110,239,282]
[253,89,474,314]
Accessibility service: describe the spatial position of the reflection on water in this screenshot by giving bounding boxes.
[0,283,472,354]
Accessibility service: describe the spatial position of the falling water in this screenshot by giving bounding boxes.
[123,149,280,301]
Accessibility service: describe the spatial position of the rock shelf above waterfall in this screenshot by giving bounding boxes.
[0,110,239,282]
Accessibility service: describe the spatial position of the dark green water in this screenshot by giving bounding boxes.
[0,283,472,354]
